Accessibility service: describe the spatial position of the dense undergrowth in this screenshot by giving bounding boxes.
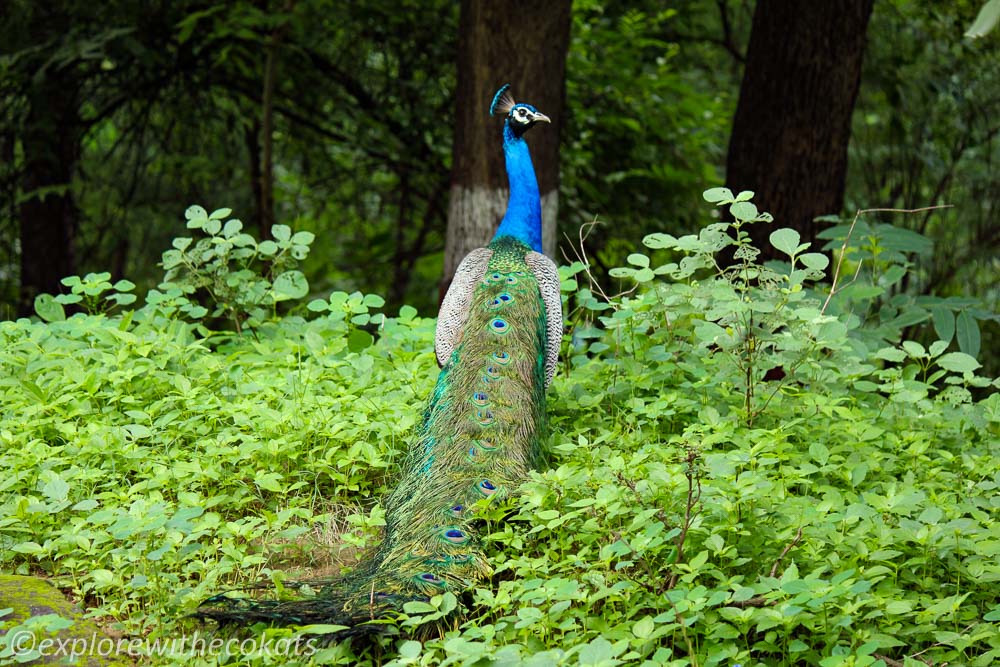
[1,196,998,666]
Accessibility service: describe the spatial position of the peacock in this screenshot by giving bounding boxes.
[195,84,563,640]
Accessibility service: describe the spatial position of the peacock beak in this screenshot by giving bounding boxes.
[531,112,551,124]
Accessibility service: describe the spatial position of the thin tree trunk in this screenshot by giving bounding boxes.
[18,71,82,316]
[725,0,875,258]
[259,0,295,239]
[246,119,264,234]
[442,0,571,299]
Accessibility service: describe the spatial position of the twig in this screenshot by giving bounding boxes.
[729,596,773,608]
[870,621,977,666]
[666,448,702,591]
[769,527,803,578]
[821,205,953,314]
[873,654,905,667]
[664,593,700,667]
[560,217,638,307]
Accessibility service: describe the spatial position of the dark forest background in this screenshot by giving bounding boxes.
[1,0,997,357]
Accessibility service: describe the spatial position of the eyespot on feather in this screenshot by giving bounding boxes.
[442,528,469,545]
[489,318,509,335]
[415,572,446,587]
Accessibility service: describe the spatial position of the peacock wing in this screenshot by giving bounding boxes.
[524,251,563,388]
[436,248,493,367]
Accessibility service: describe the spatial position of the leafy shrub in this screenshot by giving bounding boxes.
[158,205,314,333]
[1,198,997,666]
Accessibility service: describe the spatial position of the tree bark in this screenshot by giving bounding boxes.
[257,0,295,240]
[18,71,82,316]
[725,0,875,259]
[442,0,571,298]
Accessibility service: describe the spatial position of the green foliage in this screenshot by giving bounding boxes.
[34,273,136,323]
[158,205,314,332]
[562,1,731,273]
[851,0,1000,372]
[1,198,998,665]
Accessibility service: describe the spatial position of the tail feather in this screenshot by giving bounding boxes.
[195,239,548,640]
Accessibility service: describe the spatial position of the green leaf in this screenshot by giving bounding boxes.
[769,228,801,257]
[633,615,655,639]
[271,224,292,242]
[273,271,309,301]
[256,472,283,493]
[258,240,279,256]
[347,329,374,353]
[34,294,66,322]
[634,267,655,282]
[799,252,830,271]
[928,340,949,357]
[875,347,906,362]
[965,0,1000,38]
[397,640,423,659]
[12,542,43,554]
[306,299,329,312]
[209,207,232,220]
[297,624,350,635]
[626,253,649,268]
[936,352,980,373]
[955,310,981,358]
[730,201,758,222]
[809,441,830,465]
[204,218,221,236]
[643,233,677,249]
[184,205,207,222]
[222,219,243,238]
[42,476,70,502]
[398,305,418,321]
[608,267,635,279]
[931,305,955,343]
[703,187,734,203]
[881,264,907,287]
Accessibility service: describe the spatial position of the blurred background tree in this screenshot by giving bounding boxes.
[1,0,996,364]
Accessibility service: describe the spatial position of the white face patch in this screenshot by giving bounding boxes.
[512,107,531,124]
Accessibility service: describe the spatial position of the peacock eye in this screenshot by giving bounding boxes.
[517,108,527,118]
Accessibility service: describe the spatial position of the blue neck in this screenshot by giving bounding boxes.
[493,121,542,252]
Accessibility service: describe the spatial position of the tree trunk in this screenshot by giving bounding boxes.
[725,0,874,259]
[18,72,82,316]
[442,0,571,298]
[245,119,264,234]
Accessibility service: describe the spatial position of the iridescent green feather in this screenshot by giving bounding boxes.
[195,236,549,639]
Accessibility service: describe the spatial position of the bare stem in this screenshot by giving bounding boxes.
[769,527,804,578]
[821,205,952,314]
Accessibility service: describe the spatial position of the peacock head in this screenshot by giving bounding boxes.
[490,84,550,137]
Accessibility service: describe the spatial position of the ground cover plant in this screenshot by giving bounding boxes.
[1,195,998,666]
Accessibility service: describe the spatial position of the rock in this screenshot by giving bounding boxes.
[0,575,129,666]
